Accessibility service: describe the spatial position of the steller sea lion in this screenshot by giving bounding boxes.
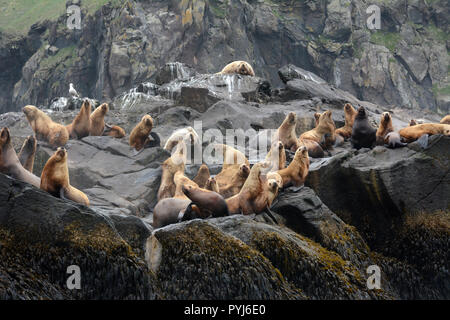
[193,163,210,189]
[218,61,255,76]
[299,110,336,150]
[157,146,186,201]
[129,114,154,151]
[0,128,41,188]
[152,198,191,229]
[351,106,376,149]
[181,185,229,219]
[399,123,450,143]
[266,171,282,208]
[23,105,69,148]
[173,171,199,200]
[18,135,37,173]
[205,176,220,193]
[40,147,89,206]
[89,103,109,136]
[335,103,358,140]
[409,119,418,126]
[215,163,250,199]
[275,112,300,152]
[66,99,91,139]
[376,112,394,146]
[103,124,126,138]
[276,146,310,188]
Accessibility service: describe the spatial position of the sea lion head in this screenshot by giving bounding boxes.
[0,127,11,146]
[22,105,38,120]
[314,112,321,124]
[54,147,67,162]
[142,114,154,128]
[277,141,284,150]
[356,106,367,119]
[239,62,250,75]
[99,103,109,114]
[381,112,391,124]
[239,163,250,177]
[287,112,297,124]
[344,103,353,112]
[294,146,308,160]
[268,179,280,191]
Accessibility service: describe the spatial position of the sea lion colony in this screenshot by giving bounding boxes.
[1,61,450,228]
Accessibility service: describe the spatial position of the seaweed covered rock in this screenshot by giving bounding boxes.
[0,173,159,300]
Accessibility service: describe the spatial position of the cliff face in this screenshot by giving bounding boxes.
[0,0,449,114]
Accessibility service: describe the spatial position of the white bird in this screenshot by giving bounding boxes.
[69,83,79,98]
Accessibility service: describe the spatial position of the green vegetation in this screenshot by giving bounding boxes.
[369,30,401,52]
[0,0,120,35]
[425,24,450,43]
[209,0,228,18]
[432,84,450,97]
[39,44,77,70]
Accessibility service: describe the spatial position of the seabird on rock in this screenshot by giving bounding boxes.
[69,83,79,98]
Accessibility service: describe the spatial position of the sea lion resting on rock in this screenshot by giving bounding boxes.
[66,99,91,139]
[129,114,155,151]
[376,112,394,146]
[18,135,37,173]
[218,61,255,76]
[0,128,41,188]
[275,112,300,152]
[335,103,358,140]
[440,115,450,125]
[351,106,376,150]
[40,147,89,206]
[398,123,450,143]
[152,198,191,229]
[23,105,69,148]
[276,146,309,188]
[103,124,126,138]
[181,185,229,221]
[226,162,271,215]
[89,103,108,136]
[266,171,282,208]
[384,132,407,149]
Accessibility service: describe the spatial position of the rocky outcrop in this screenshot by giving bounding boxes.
[0,0,448,114]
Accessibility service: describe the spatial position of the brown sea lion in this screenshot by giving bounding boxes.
[351,106,376,149]
[215,163,250,199]
[89,103,109,136]
[205,177,220,193]
[275,112,300,152]
[40,147,89,206]
[0,128,40,188]
[18,135,37,173]
[22,105,69,148]
[376,112,394,146]
[66,99,91,139]
[276,146,310,188]
[266,171,282,208]
[225,162,270,215]
[129,114,154,151]
[399,123,450,143]
[103,124,126,138]
[152,198,191,229]
[173,171,199,200]
[193,164,210,188]
[335,103,358,140]
[157,148,186,201]
[299,110,336,150]
[218,61,255,76]
[409,119,418,126]
[181,185,229,219]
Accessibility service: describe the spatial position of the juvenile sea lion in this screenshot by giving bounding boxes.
[193,164,210,188]
[351,106,376,149]
[409,119,418,126]
[440,115,450,125]
[266,171,282,207]
[18,135,37,173]
[276,146,310,188]
[399,123,450,143]
[40,147,89,206]
[152,198,191,229]
[89,103,109,136]
[335,103,358,140]
[23,105,69,148]
[205,177,220,193]
[275,112,300,152]
[0,128,41,188]
[103,124,126,138]
[218,61,255,76]
[384,132,407,149]
[265,140,286,171]
[129,114,154,151]
[376,112,394,146]
[66,99,91,139]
